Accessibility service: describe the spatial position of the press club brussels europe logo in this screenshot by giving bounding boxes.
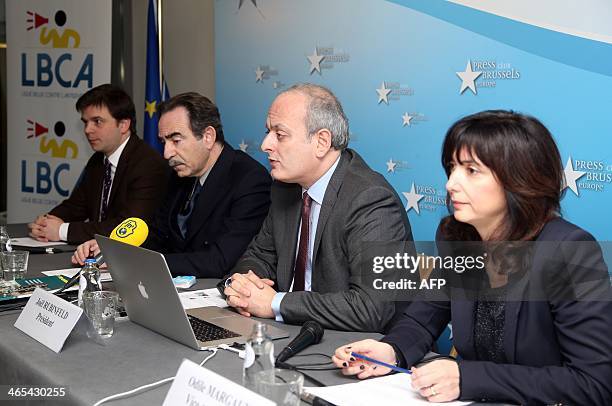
[403,182,447,215]
[376,81,414,104]
[456,59,521,95]
[306,46,350,75]
[564,156,612,194]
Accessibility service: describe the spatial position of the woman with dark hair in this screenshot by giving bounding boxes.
[332,110,612,404]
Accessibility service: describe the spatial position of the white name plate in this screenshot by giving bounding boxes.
[164,359,275,406]
[14,288,83,353]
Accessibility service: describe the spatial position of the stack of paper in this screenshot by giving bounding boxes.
[305,373,470,406]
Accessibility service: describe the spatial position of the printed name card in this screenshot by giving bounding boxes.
[14,288,83,353]
[164,359,275,406]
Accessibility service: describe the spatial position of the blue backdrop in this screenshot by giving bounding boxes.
[215,0,612,241]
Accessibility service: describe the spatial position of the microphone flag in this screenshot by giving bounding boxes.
[144,0,170,154]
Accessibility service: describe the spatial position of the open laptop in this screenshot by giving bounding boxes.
[95,235,288,350]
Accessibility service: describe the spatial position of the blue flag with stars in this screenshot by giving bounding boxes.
[144,0,168,154]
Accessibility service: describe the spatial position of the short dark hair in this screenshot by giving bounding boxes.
[76,84,137,135]
[158,92,224,143]
[440,110,563,241]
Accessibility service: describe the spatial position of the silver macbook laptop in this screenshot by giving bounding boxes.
[95,235,288,350]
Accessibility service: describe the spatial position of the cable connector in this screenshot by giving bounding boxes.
[218,343,246,359]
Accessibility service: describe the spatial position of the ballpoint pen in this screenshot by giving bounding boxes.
[14,246,63,254]
[350,352,412,374]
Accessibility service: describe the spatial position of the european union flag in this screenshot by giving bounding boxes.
[144,0,169,154]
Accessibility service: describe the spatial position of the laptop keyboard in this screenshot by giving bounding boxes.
[188,315,241,342]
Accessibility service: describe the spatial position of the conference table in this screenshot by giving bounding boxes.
[0,225,383,406]
[0,225,502,406]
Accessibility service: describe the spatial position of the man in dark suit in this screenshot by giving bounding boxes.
[73,92,271,278]
[224,84,414,332]
[28,84,168,244]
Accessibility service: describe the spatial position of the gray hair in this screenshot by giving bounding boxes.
[281,83,349,150]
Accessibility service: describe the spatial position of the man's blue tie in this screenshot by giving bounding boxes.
[99,158,112,221]
[177,179,203,238]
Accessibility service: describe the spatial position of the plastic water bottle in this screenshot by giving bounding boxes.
[243,322,275,391]
[0,226,12,253]
[77,258,102,307]
[0,226,12,282]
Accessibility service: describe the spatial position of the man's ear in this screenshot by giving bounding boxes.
[202,126,217,148]
[314,128,333,157]
[118,119,131,135]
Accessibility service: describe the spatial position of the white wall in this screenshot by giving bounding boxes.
[449,0,612,43]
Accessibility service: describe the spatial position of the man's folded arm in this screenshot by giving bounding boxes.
[48,163,92,223]
[278,287,394,331]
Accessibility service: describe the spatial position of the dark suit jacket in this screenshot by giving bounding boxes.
[383,217,612,405]
[49,135,169,243]
[145,143,271,278]
[232,149,414,332]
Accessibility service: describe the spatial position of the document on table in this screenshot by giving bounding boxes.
[11,237,68,247]
[179,289,229,309]
[42,268,113,283]
[305,373,471,406]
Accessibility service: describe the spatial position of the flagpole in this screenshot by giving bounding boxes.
[157,0,164,92]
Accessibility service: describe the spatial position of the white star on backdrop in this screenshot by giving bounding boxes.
[376,82,391,104]
[239,140,249,152]
[402,182,424,214]
[238,0,265,18]
[562,156,586,196]
[307,49,325,74]
[402,112,414,127]
[238,0,257,9]
[255,66,265,82]
[456,60,482,94]
[386,159,397,173]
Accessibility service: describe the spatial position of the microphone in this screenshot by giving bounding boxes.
[92,217,149,266]
[276,321,324,364]
[56,218,149,294]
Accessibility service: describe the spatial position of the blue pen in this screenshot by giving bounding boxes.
[350,352,412,374]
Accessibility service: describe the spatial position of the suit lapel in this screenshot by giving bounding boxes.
[91,153,106,221]
[311,151,349,269]
[184,144,234,242]
[169,177,193,243]
[107,135,137,206]
[277,183,302,292]
[503,267,529,364]
[452,287,477,359]
[456,274,527,363]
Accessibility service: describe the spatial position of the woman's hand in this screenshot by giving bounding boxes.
[332,339,396,379]
[411,359,460,402]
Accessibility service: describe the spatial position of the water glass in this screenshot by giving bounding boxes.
[255,369,303,406]
[83,291,119,338]
[1,250,29,281]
